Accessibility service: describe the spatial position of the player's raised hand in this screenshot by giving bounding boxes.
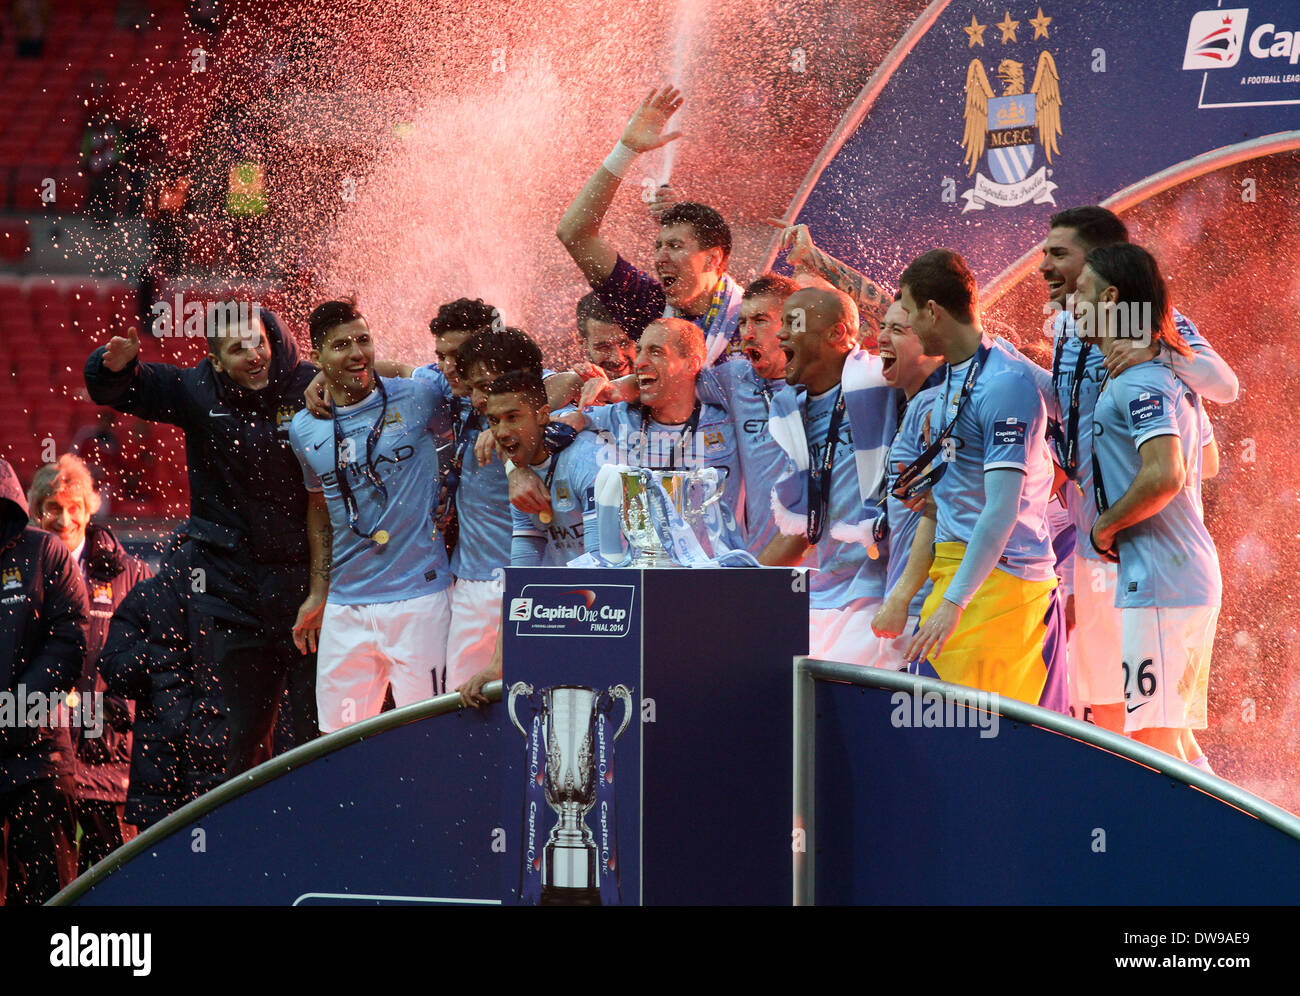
[103,326,140,372]
[764,218,817,270]
[620,86,684,154]
[305,370,331,418]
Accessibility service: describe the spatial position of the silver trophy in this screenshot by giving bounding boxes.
[509,682,633,905]
[619,468,722,567]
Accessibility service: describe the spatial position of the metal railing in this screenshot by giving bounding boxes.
[48,682,503,906]
[792,659,1300,906]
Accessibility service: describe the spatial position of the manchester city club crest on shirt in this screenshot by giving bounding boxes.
[959,7,1062,212]
[2,566,21,590]
[92,582,114,604]
[275,405,296,427]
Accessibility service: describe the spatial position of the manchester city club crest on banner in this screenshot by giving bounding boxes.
[959,8,1062,212]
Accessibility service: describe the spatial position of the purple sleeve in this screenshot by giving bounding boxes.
[593,255,666,341]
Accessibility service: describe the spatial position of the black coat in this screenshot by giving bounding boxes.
[0,460,89,793]
[71,523,151,803]
[97,543,225,829]
[83,308,317,627]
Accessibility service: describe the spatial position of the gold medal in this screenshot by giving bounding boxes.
[372,529,390,545]
[538,511,553,525]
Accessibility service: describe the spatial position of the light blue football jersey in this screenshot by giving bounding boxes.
[1053,308,1220,563]
[510,431,604,566]
[886,383,942,617]
[804,386,890,610]
[584,398,743,524]
[290,376,451,604]
[1090,361,1221,608]
[694,357,790,554]
[926,338,1056,583]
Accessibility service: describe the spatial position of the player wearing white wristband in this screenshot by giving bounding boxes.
[557,86,743,365]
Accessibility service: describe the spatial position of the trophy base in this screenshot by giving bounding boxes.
[540,884,601,906]
[628,551,679,569]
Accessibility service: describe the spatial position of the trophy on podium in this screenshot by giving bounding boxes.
[508,682,634,905]
[619,468,723,567]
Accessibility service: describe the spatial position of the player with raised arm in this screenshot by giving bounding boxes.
[895,251,1066,710]
[766,219,894,344]
[1077,245,1221,767]
[758,287,898,668]
[556,86,742,365]
[84,303,320,775]
[288,300,452,732]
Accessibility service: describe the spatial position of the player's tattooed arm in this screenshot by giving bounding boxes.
[294,492,332,654]
[766,220,892,338]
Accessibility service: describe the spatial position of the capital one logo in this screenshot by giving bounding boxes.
[508,598,533,621]
[1183,9,1249,69]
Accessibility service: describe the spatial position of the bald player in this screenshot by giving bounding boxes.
[760,286,897,667]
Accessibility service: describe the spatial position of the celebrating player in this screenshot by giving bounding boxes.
[556,86,742,364]
[1041,206,1232,733]
[1077,245,1221,766]
[289,300,452,733]
[576,293,636,378]
[870,295,945,657]
[896,250,1066,710]
[759,287,898,668]
[459,369,604,708]
[85,304,320,775]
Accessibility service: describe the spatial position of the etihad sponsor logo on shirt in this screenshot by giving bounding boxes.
[510,584,635,639]
[319,444,416,488]
[1128,393,1165,426]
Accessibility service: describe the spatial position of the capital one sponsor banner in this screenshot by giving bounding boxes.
[792,0,1300,287]
[499,569,642,906]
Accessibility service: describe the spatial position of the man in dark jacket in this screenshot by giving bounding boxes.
[27,454,151,873]
[99,543,225,830]
[85,303,319,776]
[0,458,88,905]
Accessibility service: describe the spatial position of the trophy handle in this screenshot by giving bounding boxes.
[608,684,634,742]
[507,681,535,737]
